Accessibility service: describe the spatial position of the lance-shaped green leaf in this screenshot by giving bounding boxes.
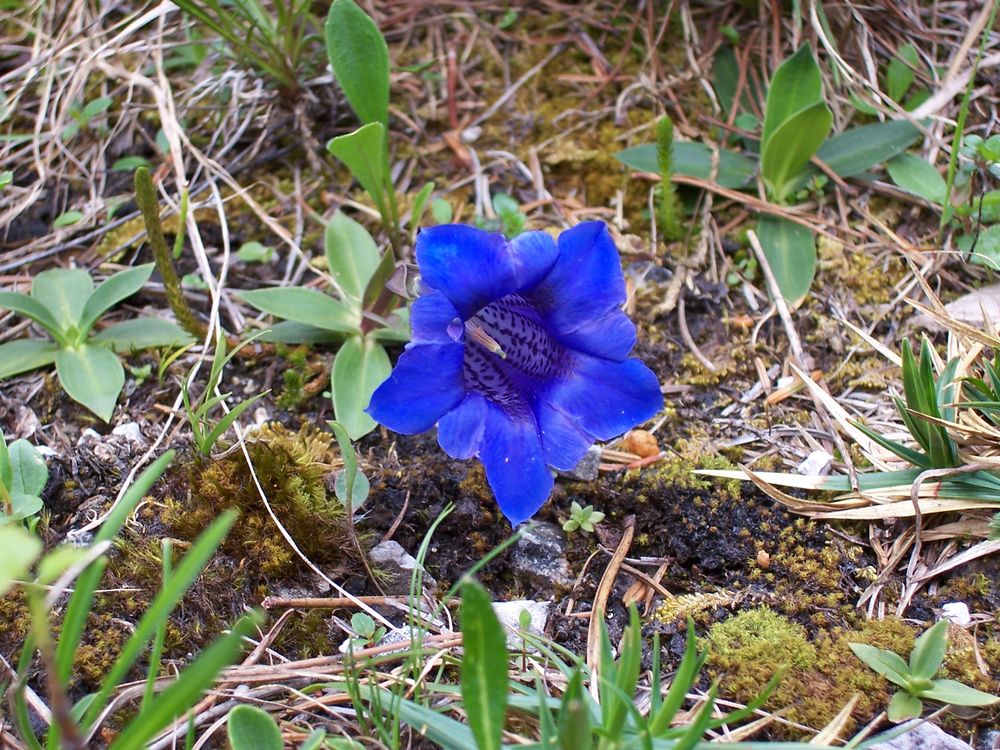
[0,339,59,380]
[615,141,757,189]
[92,318,195,352]
[761,101,832,203]
[888,154,946,205]
[327,122,388,215]
[0,292,63,339]
[0,525,41,597]
[919,679,999,706]
[908,619,947,680]
[325,0,389,128]
[325,211,381,305]
[77,263,155,337]
[237,287,361,334]
[331,334,391,440]
[459,581,508,750]
[816,119,921,177]
[8,440,47,497]
[31,268,93,334]
[762,45,825,147]
[757,216,816,305]
[55,344,125,422]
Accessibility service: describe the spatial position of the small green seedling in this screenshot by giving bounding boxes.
[347,612,386,651]
[562,501,605,535]
[60,96,113,141]
[476,193,526,238]
[850,619,998,721]
[0,429,47,529]
[0,264,193,420]
[227,705,283,750]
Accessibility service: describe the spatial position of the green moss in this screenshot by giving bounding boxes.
[163,423,359,579]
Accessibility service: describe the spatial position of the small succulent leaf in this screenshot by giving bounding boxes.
[78,263,155,336]
[908,620,948,679]
[0,525,42,597]
[55,344,124,422]
[849,643,912,688]
[589,512,605,524]
[8,440,47,496]
[350,612,376,638]
[31,268,94,335]
[91,318,195,352]
[325,211,381,305]
[237,287,361,334]
[0,292,63,338]
[325,0,389,128]
[326,123,388,215]
[919,679,999,707]
[459,581,509,750]
[331,336,391,440]
[887,690,923,722]
[226,705,283,750]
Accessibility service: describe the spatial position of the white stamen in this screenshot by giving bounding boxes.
[465,320,507,359]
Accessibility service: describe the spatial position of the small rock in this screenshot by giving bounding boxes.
[78,428,102,444]
[941,602,972,627]
[797,449,833,476]
[622,429,659,458]
[867,722,975,750]
[378,625,420,649]
[491,600,550,648]
[510,521,572,593]
[252,407,269,428]
[112,422,144,444]
[369,541,437,595]
[558,445,602,482]
[977,729,1000,750]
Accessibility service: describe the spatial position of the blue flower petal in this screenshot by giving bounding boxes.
[545,354,662,440]
[525,222,632,348]
[366,343,466,434]
[553,307,637,361]
[479,404,553,525]
[437,392,487,459]
[416,225,558,318]
[411,292,462,344]
[534,399,593,471]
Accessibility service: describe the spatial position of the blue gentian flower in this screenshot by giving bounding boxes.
[366,221,662,525]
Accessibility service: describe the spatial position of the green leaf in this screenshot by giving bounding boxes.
[887,690,923,722]
[849,643,912,688]
[0,171,13,189]
[255,321,343,344]
[334,469,369,511]
[431,198,453,224]
[111,156,151,172]
[887,44,919,103]
[556,670,592,750]
[92,318,196,352]
[908,620,948,679]
[327,123,388,215]
[331,335,391,440]
[328,420,363,511]
[81,96,113,121]
[237,287,361,334]
[919,679,999,707]
[325,0,390,128]
[5,494,43,522]
[815,119,921,177]
[0,292,64,338]
[409,181,435,230]
[460,581,509,750]
[325,211,381,305]
[77,263,155,336]
[31,268,93,334]
[107,613,260,750]
[55,344,124,422]
[615,141,757,189]
[762,45,825,148]
[226,705,283,750]
[0,429,10,490]
[756,216,816,305]
[0,339,59,379]
[236,241,274,264]
[53,210,84,228]
[887,153,946,204]
[8,440,47,496]
[760,101,832,202]
[0,525,41,597]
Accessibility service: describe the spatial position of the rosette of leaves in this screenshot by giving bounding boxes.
[0,263,194,420]
[237,212,407,439]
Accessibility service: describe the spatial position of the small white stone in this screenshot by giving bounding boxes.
[461,126,482,143]
[941,602,971,627]
[78,428,102,444]
[252,407,269,428]
[797,450,833,476]
[491,600,550,649]
[112,422,144,443]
